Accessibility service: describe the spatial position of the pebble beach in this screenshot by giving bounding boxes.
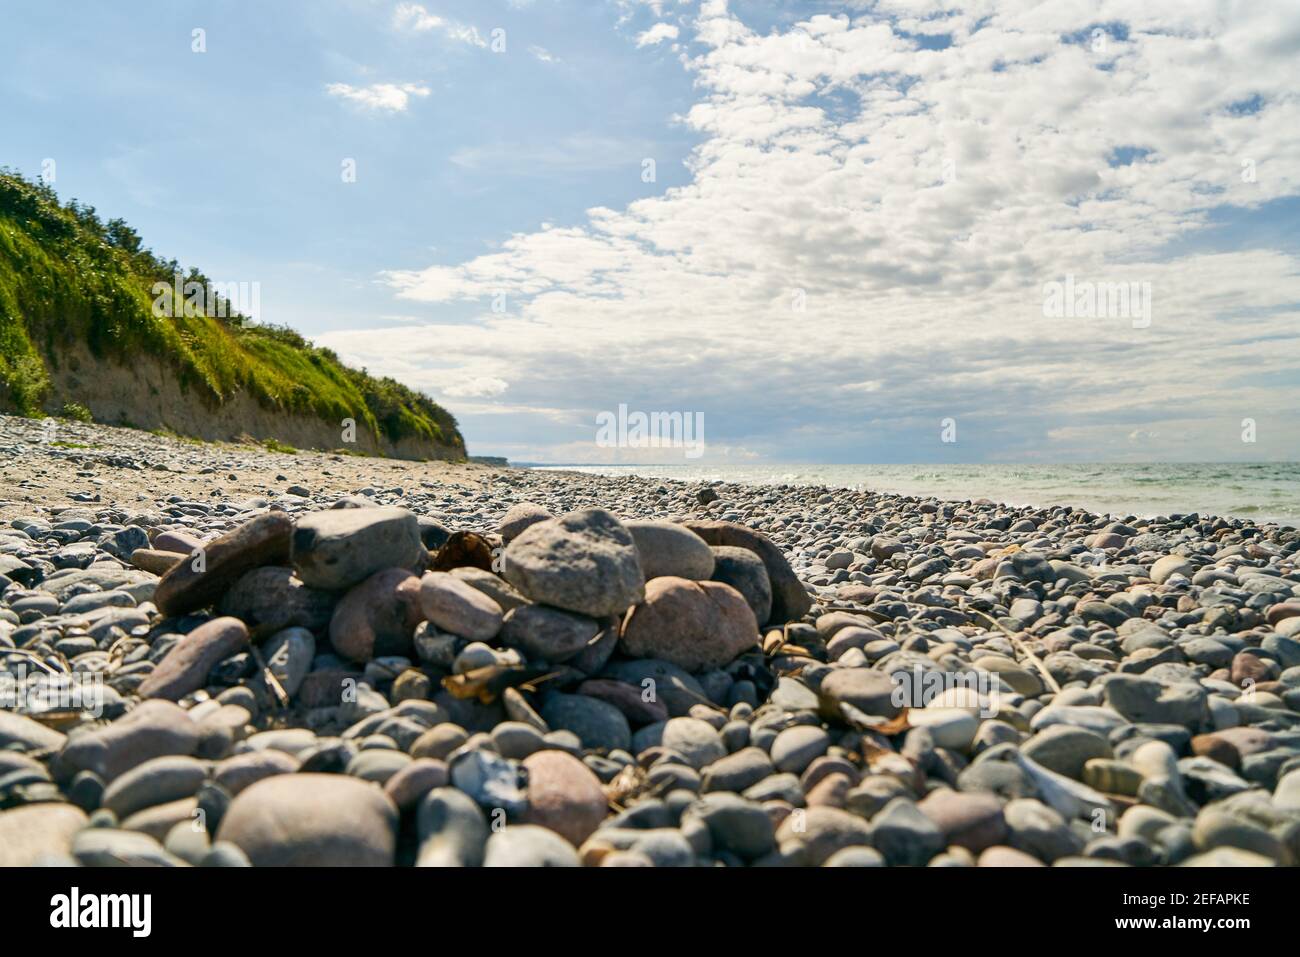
[2,414,1299,868]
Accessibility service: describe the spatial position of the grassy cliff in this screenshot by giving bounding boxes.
[0,170,464,459]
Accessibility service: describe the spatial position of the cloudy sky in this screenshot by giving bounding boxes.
[4,0,1299,463]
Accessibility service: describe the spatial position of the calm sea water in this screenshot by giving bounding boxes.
[529,463,1300,526]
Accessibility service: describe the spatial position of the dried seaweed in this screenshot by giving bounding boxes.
[442,663,560,704]
[969,608,1062,694]
[428,531,494,572]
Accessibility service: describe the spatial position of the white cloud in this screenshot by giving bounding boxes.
[529,45,560,64]
[636,22,680,47]
[442,376,511,398]
[393,2,487,47]
[348,1,1300,462]
[445,23,487,47]
[611,0,676,25]
[446,133,656,175]
[392,2,443,32]
[325,81,430,112]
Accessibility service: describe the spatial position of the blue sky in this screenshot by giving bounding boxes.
[3,0,1299,464]
[1,0,700,333]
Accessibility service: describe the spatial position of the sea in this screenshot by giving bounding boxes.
[527,462,1300,527]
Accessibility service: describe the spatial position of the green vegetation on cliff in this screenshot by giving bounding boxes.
[0,170,464,455]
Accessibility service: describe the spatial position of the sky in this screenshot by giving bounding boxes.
[2,0,1299,465]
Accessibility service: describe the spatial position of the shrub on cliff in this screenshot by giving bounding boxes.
[0,169,464,456]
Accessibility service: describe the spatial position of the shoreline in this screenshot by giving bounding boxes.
[528,462,1300,530]
[4,413,1294,530]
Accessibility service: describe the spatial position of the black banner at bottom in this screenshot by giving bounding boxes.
[1,864,1280,944]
